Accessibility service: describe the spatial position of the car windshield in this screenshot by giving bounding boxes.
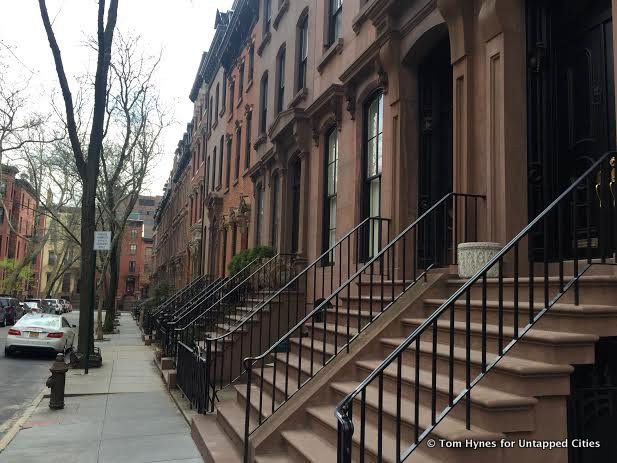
[24,302,38,307]
[0,299,9,307]
[16,316,60,329]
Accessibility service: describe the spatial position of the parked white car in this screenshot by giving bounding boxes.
[5,314,76,356]
[43,299,64,315]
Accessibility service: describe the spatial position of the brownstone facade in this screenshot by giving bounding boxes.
[152,0,617,296]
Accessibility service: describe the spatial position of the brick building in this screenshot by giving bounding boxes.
[0,165,45,296]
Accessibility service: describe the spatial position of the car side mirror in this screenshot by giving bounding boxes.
[72,324,77,328]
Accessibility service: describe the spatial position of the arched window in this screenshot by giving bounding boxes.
[323,127,338,262]
[363,91,383,258]
[296,12,308,92]
[259,73,268,133]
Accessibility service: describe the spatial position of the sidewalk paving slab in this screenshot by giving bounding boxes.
[0,313,202,463]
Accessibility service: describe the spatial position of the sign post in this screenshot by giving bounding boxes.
[85,231,111,374]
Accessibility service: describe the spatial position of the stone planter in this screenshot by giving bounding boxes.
[457,242,502,278]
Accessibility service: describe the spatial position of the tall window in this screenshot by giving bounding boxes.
[212,148,217,190]
[260,73,268,133]
[271,173,280,248]
[235,128,242,179]
[231,223,238,257]
[221,228,228,276]
[206,155,211,191]
[263,0,272,34]
[129,261,136,273]
[230,80,235,115]
[226,138,232,188]
[222,74,227,111]
[297,14,308,91]
[129,244,137,255]
[218,136,224,188]
[249,46,255,81]
[245,111,252,168]
[215,84,220,118]
[328,0,343,47]
[364,92,383,257]
[276,47,286,114]
[324,128,338,261]
[209,96,213,128]
[239,63,245,95]
[255,185,264,245]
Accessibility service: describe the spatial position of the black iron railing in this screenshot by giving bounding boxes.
[143,275,209,334]
[177,340,210,412]
[174,252,297,408]
[142,274,207,335]
[240,194,482,461]
[202,217,392,418]
[335,152,617,462]
[159,277,225,357]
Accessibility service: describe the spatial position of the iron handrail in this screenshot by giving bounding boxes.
[241,193,483,461]
[205,216,390,344]
[335,150,617,462]
[151,274,207,318]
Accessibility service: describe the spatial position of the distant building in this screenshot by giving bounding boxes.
[127,195,161,239]
[116,219,153,307]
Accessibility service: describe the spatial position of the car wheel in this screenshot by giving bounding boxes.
[4,347,11,357]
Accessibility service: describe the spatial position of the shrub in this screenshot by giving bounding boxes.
[227,245,275,276]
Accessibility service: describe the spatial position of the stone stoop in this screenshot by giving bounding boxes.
[194,271,449,463]
[192,266,617,463]
[153,349,177,391]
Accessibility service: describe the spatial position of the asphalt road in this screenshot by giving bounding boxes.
[0,310,80,441]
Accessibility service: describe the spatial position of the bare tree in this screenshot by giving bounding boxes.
[95,33,166,336]
[39,0,119,359]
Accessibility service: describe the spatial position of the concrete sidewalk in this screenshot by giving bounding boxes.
[0,313,202,463]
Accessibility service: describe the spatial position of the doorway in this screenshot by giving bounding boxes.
[527,0,616,259]
[417,38,453,268]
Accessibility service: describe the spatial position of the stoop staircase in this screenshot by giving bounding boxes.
[193,152,617,463]
[192,193,484,462]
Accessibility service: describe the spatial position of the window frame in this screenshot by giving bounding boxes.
[322,127,339,264]
[276,46,286,114]
[328,0,343,47]
[259,73,269,133]
[225,137,232,188]
[297,14,309,92]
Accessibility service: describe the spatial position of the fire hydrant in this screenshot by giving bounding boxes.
[46,353,69,410]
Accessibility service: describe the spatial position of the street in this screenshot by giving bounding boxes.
[0,310,80,441]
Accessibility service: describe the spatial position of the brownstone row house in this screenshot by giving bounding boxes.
[152,0,617,461]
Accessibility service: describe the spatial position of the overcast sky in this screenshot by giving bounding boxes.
[0,0,233,195]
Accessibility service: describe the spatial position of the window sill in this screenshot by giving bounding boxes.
[219,107,226,118]
[242,168,251,178]
[227,111,234,123]
[224,186,230,194]
[236,96,243,108]
[273,0,289,30]
[289,87,308,108]
[317,38,344,74]
[212,120,218,130]
[257,31,271,56]
[233,178,239,186]
[246,79,254,93]
[216,185,222,192]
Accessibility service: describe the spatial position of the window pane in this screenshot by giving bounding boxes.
[329,198,337,229]
[368,99,379,139]
[369,179,380,217]
[377,132,383,174]
[367,138,377,176]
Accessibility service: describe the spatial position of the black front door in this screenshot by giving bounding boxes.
[417,38,453,267]
[527,0,616,259]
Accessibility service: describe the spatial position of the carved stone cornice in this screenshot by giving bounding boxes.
[306,84,345,146]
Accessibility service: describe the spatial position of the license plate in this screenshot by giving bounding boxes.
[29,332,39,338]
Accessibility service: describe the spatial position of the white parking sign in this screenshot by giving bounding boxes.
[93,231,112,251]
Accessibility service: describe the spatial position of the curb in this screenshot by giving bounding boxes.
[0,387,46,452]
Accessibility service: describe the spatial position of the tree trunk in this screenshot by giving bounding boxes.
[103,242,119,332]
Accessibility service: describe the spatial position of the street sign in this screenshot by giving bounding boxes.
[93,231,112,251]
